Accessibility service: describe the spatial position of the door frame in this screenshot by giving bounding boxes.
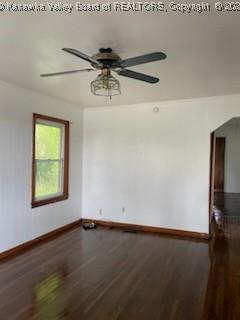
[209,132,216,237]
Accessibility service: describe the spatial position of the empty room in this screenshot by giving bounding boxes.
[0,2,240,319]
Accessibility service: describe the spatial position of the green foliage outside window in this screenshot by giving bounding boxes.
[35,123,63,198]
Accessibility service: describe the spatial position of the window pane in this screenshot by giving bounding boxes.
[35,160,62,199]
[36,123,62,160]
[32,114,69,207]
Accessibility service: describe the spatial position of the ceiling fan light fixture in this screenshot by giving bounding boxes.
[91,69,121,98]
[41,48,166,99]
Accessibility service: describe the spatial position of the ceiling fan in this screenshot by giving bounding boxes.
[40,48,167,98]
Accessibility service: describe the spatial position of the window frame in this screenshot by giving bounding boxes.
[32,113,70,208]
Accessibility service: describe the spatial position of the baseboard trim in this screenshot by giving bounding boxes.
[0,218,208,262]
[0,219,82,262]
[82,219,209,240]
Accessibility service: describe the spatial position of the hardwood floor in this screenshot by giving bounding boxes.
[0,226,240,319]
[214,192,240,216]
[213,192,240,237]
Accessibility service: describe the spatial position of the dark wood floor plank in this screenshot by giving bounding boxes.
[0,226,240,319]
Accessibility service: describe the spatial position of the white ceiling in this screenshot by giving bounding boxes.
[0,5,240,108]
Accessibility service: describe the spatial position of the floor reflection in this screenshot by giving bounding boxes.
[31,263,69,320]
[203,229,240,320]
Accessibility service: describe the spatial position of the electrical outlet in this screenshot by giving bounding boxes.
[122,207,125,213]
[99,209,102,215]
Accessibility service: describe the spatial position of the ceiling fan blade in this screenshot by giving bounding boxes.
[40,68,95,77]
[117,69,159,83]
[62,48,102,67]
[113,52,166,68]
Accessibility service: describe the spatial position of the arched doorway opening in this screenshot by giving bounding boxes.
[209,118,240,238]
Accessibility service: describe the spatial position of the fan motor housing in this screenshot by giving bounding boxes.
[92,48,121,68]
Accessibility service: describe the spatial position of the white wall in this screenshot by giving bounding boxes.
[216,120,240,193]
[82,94,240,234]
[1,82,240,253]
[0,81,83,253]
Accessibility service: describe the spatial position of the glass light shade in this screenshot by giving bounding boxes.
[91,70,121,97]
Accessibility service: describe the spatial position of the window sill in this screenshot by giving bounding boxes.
[31,194,69,208]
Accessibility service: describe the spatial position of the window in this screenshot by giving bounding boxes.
[32,114,69,208]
